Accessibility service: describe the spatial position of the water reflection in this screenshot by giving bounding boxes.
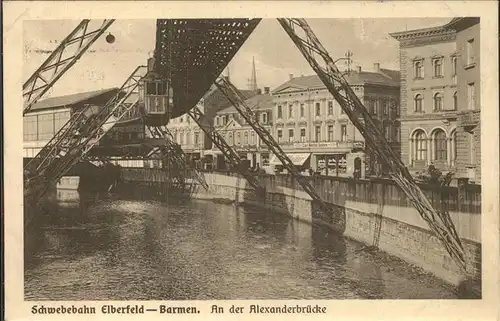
[24,190,457,300]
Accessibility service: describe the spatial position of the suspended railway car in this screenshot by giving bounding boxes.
[137,57,173,126]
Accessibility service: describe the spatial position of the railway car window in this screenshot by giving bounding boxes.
[147,82,157,95]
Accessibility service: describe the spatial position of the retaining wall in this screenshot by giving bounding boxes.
[190,172,481,288]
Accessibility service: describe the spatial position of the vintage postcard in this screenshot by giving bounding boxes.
[3,1,499,320]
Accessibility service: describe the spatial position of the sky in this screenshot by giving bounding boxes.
[24,18,451,98]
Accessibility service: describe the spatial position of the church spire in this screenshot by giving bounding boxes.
[248,57,258,91]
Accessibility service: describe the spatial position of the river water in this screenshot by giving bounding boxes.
[24,189,459,300]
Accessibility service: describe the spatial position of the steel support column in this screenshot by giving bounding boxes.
[278,18,467,272]
[187,107,265,196]
[23,20,115,115]
[146,125,208,190]
[215,77,331,215]
[25,66,147,201]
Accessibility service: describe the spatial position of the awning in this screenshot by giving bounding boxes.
[269,153,311,166]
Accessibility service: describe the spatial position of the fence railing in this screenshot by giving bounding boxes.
[201,169,481,214]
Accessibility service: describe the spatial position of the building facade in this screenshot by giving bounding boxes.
[391,17,480,183]
[212,89,273,168]
[23,88,119,160]
[167,82,258,163]
[271,66,400,176]
[452,18,481,183]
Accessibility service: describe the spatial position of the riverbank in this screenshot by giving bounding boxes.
[119,169,481,296]
[191,173,480,293]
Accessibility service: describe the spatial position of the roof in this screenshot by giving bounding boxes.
[272,69,400,93]
[29,88,119,112]
[389,17,478,41]
[202,86,258,118]
[218,93,273,114]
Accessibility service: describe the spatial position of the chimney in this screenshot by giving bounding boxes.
[264,87,270,94]
[356,66,362,73]
[147,57,155,72]
[289,74,294,80]
[374,63,380,73]
[257,88,262,95]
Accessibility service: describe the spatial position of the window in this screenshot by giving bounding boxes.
[383,101,389,116]
[433,58,443,77]
[393,127,400,142]
[288,129,294,142]
[466,39,475,65]
[251,132,255,145]
[54,111,70,133]
[194,132,199,145]
[315,102,321,116]
[384,126,391,141]
[288,104,294,119]
[180,133,184,145]
[414,60,423,78]
[433,93,443,111]
[453,92,458,110]
[340,125,347,142]
[224,115,229,125]
[452,56,457,76]
[434,130,447,161]
[186,132,191,145]
[228,133,233,145]
[368,100,376,114]
[328,101,333,115]
[413,130,427,161]
[277,105,283,118]
[180,117,183,123]
[262,112,268,124]
[315,126,321,142]
[37,114,54,140]
[277,129,283,143]
[23,115,37,141]
[236,132,241,145]
[374,100,380,115]
[467,83,476,110]
[327,125,334,141]
[300,128,306,142]
[300,104,305,117]
[244,132,249,145]
[414,94,423,112]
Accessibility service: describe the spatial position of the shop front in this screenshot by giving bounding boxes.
[269,153,311,174]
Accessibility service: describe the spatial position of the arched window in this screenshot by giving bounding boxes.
[453,92,458,110]
[244,132,249,145]
[414,61,423,78]
[433,58,443,77]
[413,130,427,161]
[414,94,423,112]
[434,129,447,161]
[433,93,443,111]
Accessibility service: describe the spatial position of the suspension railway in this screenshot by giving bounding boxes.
[23,18,470,276]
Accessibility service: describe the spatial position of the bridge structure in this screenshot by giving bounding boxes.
[22,18,469,276]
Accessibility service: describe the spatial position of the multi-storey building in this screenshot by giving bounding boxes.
[167,81,257,164]
[212,88,273,168]
[391,17,480,183]
[451,18,481,183]
[270,65,400,176]
[23,88,119,162]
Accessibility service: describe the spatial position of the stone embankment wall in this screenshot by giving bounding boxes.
[190,172,481,288]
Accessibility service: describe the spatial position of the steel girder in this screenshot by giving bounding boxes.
[146,125,208,190]
[187,107,265,195]
[154,19,261,118]
[278,18,467,273]
[24,66,147,201]
[23,20,115,115]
